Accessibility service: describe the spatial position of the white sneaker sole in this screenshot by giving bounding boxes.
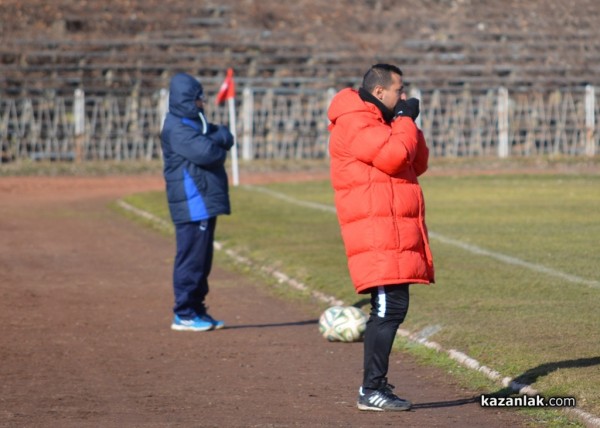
[357,402,411,412]
[357,403,384,411]
[171,323,213,332]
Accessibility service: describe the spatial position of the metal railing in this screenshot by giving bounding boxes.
[1,86,597,164]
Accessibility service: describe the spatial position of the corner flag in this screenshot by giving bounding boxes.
[216,68,235,105]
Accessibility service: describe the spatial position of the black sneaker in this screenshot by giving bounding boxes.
[357,384,412,411]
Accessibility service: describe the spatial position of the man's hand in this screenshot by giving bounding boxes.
[394,98,420,121]
[214,125,234,150]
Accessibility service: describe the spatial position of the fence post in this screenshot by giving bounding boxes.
[409,87,422,129]
[585,85,596,156]
[158,89,169,132]
[126,84,141,161]
[242,86,253,161]
[497,86,509,158]
[74,89,85,162]
[325,87,336,157]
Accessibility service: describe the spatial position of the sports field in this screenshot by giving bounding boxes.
[0,172,536,427]
[124,160,600,423]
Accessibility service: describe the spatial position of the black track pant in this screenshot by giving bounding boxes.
[362,284,410,391]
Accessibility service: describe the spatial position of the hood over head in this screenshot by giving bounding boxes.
[168,73,204,119]
[327,88,384,128]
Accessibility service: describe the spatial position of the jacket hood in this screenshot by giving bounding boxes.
[168,73,204,119]
[327,88,383,126]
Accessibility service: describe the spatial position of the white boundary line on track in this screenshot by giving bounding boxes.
[117,198,600,428]
[243,185,600,290]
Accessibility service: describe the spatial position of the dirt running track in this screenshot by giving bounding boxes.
[0,175,530,427]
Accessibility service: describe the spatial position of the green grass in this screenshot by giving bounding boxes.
[122,170,599,426]
[0,159,165,176]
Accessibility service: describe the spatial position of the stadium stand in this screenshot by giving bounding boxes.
[1,0,599,97]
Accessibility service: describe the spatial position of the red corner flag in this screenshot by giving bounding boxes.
[215,68,235,105]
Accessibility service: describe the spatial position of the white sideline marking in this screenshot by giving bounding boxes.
[429,232,600,289]
[244,185,336,213]
[119,198,600,428]
[116,200,174,231]
[243,185,600,290]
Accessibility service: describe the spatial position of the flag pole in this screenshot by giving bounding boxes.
[216,68,239,187]
[228,96,239,186]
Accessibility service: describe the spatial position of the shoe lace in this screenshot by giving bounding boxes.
[200,314,216,322]
[361,379,398,400]
[379,380,399,399]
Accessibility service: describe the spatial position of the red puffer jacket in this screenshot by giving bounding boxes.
[328,88,435,293]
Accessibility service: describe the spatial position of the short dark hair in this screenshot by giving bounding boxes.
[361,64,403,92]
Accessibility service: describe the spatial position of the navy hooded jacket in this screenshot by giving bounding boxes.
[161,73,234,224]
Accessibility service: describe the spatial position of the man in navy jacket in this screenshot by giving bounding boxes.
[161,72,234,331]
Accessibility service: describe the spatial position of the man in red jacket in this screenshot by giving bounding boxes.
[328,64,435,411]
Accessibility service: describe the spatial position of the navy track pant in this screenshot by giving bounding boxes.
[362,284,410,391]
[172,217,216,319]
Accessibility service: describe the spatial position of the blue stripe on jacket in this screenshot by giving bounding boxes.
[181,117,200,131]
[183,169,208,221]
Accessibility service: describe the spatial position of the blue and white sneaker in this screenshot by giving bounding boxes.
[171,315,214,332]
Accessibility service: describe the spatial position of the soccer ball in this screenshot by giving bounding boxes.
[319,305,368,342]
